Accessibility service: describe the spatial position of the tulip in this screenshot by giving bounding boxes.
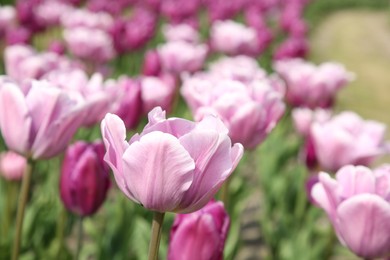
[312,165,390,259]
[181,76,285,149]
[292,108,331,137]
[311,111,386,172]
[63,27,116,63]
[162,23,199,44]
[60,8,114,31]
[0,151,26,181]
[5,26,31,46]
[168,200,230,260]
[101,107,243,213]
[60,141,111,216]
[157,41,208,74]
[140,74,176,114]
[0,78,87,159]
[274,59,354,108]
[0,5,16,38]
[160,0,200,22]
[210,20,260,56]
[273,37,309,61]
[106,76,142,129]
[142,50,162,76]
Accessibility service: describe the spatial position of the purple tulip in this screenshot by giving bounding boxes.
[168,200,230,260]
[106,76,142,129]
[0,78,88,159]
[292,108,331,137]
[60,141,111,216]
[312,165,390,258]
[204,0,243,22]
[47,41,66,55]
[5,26,31,45]
[161,0,201,22]
[0,151,26,181]
[311,111,387,172]
[142,50,162,76]
[101,107,243,213]
[110,8,157,53]
[274,59,354,108]
[273,37,309,61]
[61,8,114,31]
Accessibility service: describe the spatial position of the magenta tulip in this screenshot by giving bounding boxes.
[0,151,26,181]
[60,141,110,216]
[0,78,87,159]
[101,107,243,213]
[168,200,230,260]
[312,165,390,258]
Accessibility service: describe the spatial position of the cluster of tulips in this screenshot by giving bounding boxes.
[0,0,390,259]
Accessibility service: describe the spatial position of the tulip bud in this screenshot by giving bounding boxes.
[0,151,26,181]
[60,141,110,217]
[168,200,230,260]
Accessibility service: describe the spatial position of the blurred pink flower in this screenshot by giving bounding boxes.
[63,27,116,63]
[292,108,331,137]
[142,50,162,76]
[60,141,111,217]
[61,8,113,31]
[158,41,208,74]
[0,151,26,181]
[140,74,176,114]
[273,37,309,61]
[210,20,260,56]
[274,59,354,108]
[0,78,88,159]
[101,107,243,213]
[163,23,200,43]
[312,165,390,258]
[311,111,387,172]
[0,5,16,37]
[168,200,230,260]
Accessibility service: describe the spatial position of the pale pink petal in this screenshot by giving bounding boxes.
[0,82,31,154]
[122,131,195,212]
[336,165,376,200]
[336,194,390,259]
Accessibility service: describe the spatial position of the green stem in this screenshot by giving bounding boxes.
[220,176,232,207]
[148,212,165,260]
[56,207,67,258]
[11,159,34,260]
[75,216,84,260]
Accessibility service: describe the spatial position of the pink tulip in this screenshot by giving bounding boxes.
[101,107,243,213]
[60,141,111,216]
[274,59,354,108]
[163,23,199,43]
[157,41,208,74]
[0,78,87,159]
[140,74,177,114]
[311,111,387,172]
[210,20,260,56]
[292,108,331,137]
[160,0,201,22]
[60,8,114,31]
[0,5,16,37]
[186,79,285,149]
[312,165,390,258]
[168,200,230,260]
[63,27,116,63]
[34,1,74,27]
[0,151,26,181]
[43,69,113,127]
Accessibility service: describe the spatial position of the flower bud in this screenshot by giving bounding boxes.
[168,200,230,260]
[60,141,111,217]
[0,151,26,181]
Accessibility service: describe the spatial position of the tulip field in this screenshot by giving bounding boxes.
[1,0,390,259]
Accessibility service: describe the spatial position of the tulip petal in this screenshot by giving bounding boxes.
[168,214,220,260]
[336,165,376,199]
[179,130,238,212]
[0,82,31,154]
[122,131,195,212]
[336,194,390,259]
[101,113,135,200]
[313,172,339,220]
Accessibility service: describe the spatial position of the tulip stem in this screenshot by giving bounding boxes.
[148,212,165,260]
[75,216,84,260]
[221,176,232,208]
[11,158,34,260]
